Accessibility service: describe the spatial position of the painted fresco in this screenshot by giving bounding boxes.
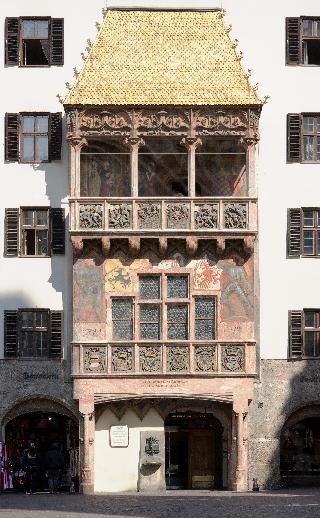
[193,260,223,290]
[218,252,253,321]
[74,257,105,322]
[105,258,133,293]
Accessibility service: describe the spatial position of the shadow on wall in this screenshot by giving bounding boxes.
[0,292,33,357]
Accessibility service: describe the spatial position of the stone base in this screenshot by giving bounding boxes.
[232,469,247,492]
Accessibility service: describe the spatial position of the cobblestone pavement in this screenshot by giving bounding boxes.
[2,490,320,518]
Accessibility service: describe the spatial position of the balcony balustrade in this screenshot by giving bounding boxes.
[72,341,256,376]
[69,197,257,235]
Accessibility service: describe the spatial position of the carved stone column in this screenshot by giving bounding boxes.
[232,410,247,491]
[241,130,259,198]
[124,136,145,197]
[181,137,202,197]
[80,408,95,494]
[68,137,88,198]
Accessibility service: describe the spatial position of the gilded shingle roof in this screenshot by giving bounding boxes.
[64,9,261,106]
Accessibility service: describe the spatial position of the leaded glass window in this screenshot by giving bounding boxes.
[140,304,161,339]
[167,303,188,339]
[112,298,133,340]
[167,276,188,299]
[195,297,216,340]
[139,276,161,300]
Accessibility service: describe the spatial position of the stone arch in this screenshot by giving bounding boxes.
[1,395,79,437]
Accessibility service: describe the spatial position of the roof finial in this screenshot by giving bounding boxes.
[253,83,259,91]
[81,52,86,61]
[218,9,226,19]
[65,82,72,90]
[96,22,101,31]
[226,24,232,33]
[263,95,270,105]
[238,51,244,61]
[245,69,252,79]
[73,67,79,78]
[232,39,239,49]
[102,8,107,18]
[56,94,64,104]
[87,38,92,49]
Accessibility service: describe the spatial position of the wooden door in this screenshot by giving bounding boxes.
[188,430,215,489]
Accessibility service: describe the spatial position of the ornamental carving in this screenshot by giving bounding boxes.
[138,203,161,229]
[193,109,248,135]
[112,346,133,372]
[135,109,189,135]
[166,203,190,229]
[221,345,244,372]
[167,346,189,372]
[78,109,132,134]
[224,203,247,229]
[195,345,217,372]
[194,204,218,229]
[108,204,132,229]
[249,108,260,129]
[79,204,103,229]
[83,347,106,373]
[140,346,162,373]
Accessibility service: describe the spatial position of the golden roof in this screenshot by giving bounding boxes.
[64,9,261,106]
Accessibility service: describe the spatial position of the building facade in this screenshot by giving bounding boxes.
[1,0,320,494]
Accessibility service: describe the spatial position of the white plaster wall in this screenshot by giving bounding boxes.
[0,0,106,356]
[95,408,163,492]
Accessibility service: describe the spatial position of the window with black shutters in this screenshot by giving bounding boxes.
[4,309,63,359]
[5,17,64,67]
[286,17,320,66]
[287,208,320,257]
[289,309,320,358]
[4,207,65,257]
[287,114,320,163]
[5,112,62,163]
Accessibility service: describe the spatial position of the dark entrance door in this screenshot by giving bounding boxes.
[165,411,223,490]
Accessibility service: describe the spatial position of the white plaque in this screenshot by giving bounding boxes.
[110,425,129,447]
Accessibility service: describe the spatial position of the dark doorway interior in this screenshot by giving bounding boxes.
[165,411,223,490]
[281,417,320,486]
[5,411,79,492]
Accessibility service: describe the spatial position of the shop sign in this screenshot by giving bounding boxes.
[110,425,129,447]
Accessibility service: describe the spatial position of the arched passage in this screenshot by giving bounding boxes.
[2,398,79,493]
[280,405,320,486]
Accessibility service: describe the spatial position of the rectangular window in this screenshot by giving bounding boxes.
[5,17,64,67]
[4,309,63,359]
[287,114,320,163]
[302,209,320,256]
[4,207,65,257]
[286,17,320,66]
[5,112,62,163]
[304,310,320,356]
[21,115,49,162]
[111,273,216,343]
[302,116,320,162]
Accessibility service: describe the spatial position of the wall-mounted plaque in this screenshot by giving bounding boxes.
[110,425,129,447]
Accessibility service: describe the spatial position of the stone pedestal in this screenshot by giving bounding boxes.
[139,430,166,492]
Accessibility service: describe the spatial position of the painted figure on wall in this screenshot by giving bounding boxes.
[219,252,253,321]
[74,258,104,322]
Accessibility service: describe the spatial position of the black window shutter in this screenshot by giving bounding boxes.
[4,208,19,256]
[286,17,300,65]
[51,208,65,255]
[49,113,62,161]
[5,113,19,162]
[287,114,302,163]
[5,18,19,66]
[50,311,63,358]
[288,310,303,358]
[4,310,18,357]
[287,208,302,257]
[50,19,64,66]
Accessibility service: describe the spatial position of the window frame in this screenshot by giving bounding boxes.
[300,17,320,66]
[20,112,50,163]
[19,16,51,68]
[110,270,217,343]
[301,113,320,163]
[303,308,320,358]
[20,206,51,257]
[18,308,50,358]
[301,207,320,257]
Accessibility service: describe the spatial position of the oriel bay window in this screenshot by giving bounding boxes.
[80,141,130,196]
[111,273,216,342]
[195,138,247,196]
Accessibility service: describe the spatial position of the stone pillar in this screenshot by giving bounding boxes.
[181,136,202,197]
[79,404,95,494]
[241,131,259,198]
[232,410,247,491]
[68,137,88,198]
[124,136,145,197]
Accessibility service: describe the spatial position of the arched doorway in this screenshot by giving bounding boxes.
[165,410,223,490]
[281,405,320,486]
[2,401,79,493]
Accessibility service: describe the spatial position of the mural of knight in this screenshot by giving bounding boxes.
[64,8,262,493]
